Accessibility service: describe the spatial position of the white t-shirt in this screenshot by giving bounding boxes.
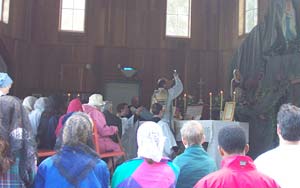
[254,144,300,188]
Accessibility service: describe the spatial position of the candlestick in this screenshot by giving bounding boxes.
[220,90,223,111]
[209,92,212,120]
[233,91,236,102]
[67,93,71,102]
[184,93,187,112]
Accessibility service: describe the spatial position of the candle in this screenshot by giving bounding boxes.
[220,90,223,111]
[67,93,71,102]
[183,93,187,111]
[209,92,212,120]
[233,91,236,102]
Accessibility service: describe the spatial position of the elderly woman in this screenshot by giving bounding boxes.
[0,95,36,187]
[82,94,120,153]
[22,96,37,114]
[112,121,179,188]
[29,97,50,138]
[34,112,110,188]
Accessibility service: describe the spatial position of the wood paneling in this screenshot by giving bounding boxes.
[0,0,271,106]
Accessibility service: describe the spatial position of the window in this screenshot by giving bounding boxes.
[239,0,258,36]
[0,0,10,24]
[166,0,191,38]
[60,0,86,32]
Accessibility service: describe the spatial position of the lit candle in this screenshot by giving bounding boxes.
[220,90,223,111]
[233,91,236,102]
[67,93,71,102]
[209,92,212,120]
[183,93,187,111]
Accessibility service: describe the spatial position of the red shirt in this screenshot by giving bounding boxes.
[194,155,279,188]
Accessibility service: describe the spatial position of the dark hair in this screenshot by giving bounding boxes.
[218,125,246,154]
[151,103,163,115]
[277,104,300,141]
[117,103,128,113]
[0,138,12,174]
[158,79,166,88]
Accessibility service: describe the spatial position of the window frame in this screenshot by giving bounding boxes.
[59,0,87,33]
[165,0,192,39]
[0,0,10,24]
[238,0,258,37]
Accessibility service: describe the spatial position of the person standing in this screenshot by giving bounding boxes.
[0,95,36,187]
[151,70,183,127]
[255,104,300,188]
[194,125,279,188]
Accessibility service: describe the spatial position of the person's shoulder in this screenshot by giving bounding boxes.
[252,170,280,187]
[193,170,221,188]
[117,158,144,169]
[162,159,180,177]
[173,152,187,164]
[38,156,55,170]
[95,158,109,168]
[255,147,280,163]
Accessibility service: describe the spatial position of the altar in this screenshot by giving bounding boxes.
[174,120,249,168]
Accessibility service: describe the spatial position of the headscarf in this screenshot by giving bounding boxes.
[0,72,13,88]
[55,98,83,136]
[53,112,99,186]
[0,95,36,187]
[28,97,50,137]
[22,96,37,114]
[137,121,165,162]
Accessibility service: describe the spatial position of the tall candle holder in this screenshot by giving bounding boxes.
[220,90,224,120]
[183,93,187,113]
[209,92,212,120]
[233,91,236,102]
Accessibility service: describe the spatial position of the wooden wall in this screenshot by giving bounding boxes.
[0,0,270,108]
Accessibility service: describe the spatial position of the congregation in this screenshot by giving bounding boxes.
[1,71,299,188]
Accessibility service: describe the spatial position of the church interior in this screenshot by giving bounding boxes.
[1,0,300,187]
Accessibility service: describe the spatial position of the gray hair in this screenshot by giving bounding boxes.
[62,112,93,146]
[103,101,113,112]
[180,121,204,146]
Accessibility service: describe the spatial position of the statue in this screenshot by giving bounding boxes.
[230,69,243,102]
[265,0,300,55]
[228,0,300,158]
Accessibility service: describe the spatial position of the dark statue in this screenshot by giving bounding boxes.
[230,0,300,159]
